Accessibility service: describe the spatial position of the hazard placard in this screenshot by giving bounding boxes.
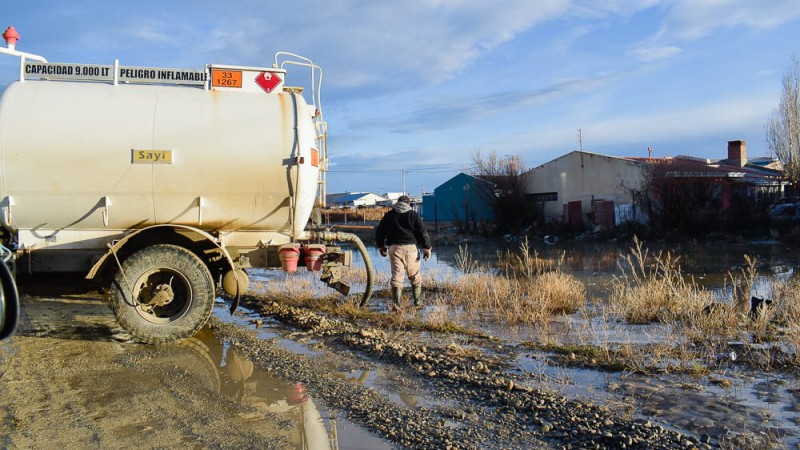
[255,72,282,93]
[211,69,243,88]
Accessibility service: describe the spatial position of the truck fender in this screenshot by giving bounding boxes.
[85,224,241,312]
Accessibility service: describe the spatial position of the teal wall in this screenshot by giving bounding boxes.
[422,173,494,222]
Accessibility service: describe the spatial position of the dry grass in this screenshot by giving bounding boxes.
[785,324,800,366]
[603,238,763,370]
[438,241,585,325]
[249,271,473,334]
[682,305,743,343]
[322,207,387,223]
[605,239,800,370]
[609,237,712,325]
[339,264,390,288]
[250,237,800,370]
[766,274,800,363]
[769,274,800,324]
[497,237,565,279]
[251,274,319,305]
[454,245,480,274]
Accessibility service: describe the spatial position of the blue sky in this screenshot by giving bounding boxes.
[1,1,799,196]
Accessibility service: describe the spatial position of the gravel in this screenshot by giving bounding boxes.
[210,297,710,450]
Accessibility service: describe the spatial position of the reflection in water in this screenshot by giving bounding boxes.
[332,368,419,408]
[398,392,419,408]
[350,238,800,293]
[231,239,800,447]
[168,328,336,450]
[248,239,800,347]
[333,369,369,384]
[252,238,800,299]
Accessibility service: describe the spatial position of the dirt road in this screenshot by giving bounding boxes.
[0,292,711,450]
[0,295,300,450]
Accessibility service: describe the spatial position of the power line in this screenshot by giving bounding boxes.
[328,165,467,174]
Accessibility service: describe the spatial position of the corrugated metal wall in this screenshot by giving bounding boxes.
[423,173,494,223]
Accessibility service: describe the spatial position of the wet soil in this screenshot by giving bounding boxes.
[1,291,767,450]
[226,296,710,450]
[0,295,295,450]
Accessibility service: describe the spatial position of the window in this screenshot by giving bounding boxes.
[528,192,558,202]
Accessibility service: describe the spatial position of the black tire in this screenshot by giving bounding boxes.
[110,244,214,344]
[0,260,19,341]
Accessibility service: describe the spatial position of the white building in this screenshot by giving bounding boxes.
[525,151,646,228]
[330,192,386,208]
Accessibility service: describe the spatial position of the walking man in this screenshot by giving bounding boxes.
[376,195,432,311]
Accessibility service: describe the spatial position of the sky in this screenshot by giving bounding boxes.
[1,1,799,196]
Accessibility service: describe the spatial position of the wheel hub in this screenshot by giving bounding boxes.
[144,283,175,307]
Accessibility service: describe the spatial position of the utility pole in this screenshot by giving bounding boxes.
[578,128,583,152]
[402,169,407,195]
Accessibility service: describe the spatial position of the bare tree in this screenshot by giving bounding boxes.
[470,150,534,232]
[766,55,800,191]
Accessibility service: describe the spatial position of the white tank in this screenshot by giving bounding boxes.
[0,76,321,248]
[0,38,369,345]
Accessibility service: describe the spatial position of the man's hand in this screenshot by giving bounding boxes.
[423,248,431,261]
[379,246,388,257]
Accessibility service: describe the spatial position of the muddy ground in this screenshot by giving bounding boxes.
[0,295,304,449]
[0,292,725,450]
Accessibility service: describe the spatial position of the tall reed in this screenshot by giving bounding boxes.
[609,237,710,325]
[441,241,585,325]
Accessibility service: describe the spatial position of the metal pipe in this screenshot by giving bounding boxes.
[308,230,374,307]
[329,225,374,230]
[0,47,47,63]
[273,52,324,120]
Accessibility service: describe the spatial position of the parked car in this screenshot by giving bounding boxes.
[769,197,800,225]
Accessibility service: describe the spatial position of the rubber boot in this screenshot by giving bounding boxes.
[391,287,404,312]
[412,285,423,309]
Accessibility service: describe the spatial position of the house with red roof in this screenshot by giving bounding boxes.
[524,140,786,231]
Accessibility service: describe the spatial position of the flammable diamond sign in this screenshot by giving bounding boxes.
[255,72,282,93]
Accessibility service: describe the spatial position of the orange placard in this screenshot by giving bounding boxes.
[310,148,319,167]
[211,69,242,88]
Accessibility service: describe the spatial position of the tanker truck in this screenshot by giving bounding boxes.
[0,27,374,344]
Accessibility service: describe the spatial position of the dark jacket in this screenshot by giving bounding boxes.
[376,202,431,249]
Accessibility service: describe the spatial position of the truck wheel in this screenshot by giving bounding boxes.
[110,244,214,344]
[0,260,19,341]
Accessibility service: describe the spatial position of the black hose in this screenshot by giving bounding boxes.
[349,234,375,307]
[309,231,374,307]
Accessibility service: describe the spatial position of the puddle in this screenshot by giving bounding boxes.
[188,313,395,450]
[236,239,800,447]
[513,351,800,446]
[515,353,616,401]
[614,371,800,446]
[250,238,800,294]
[330,363,451,410]
[218,301,323,356]
[215,303,450,423]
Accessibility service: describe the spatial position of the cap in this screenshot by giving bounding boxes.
[397,195,411,204]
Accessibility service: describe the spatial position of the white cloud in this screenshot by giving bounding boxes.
[204,1,571,89]
[124,21,173,44]
[628,45,682,62]
[516,90,777,159]
[589,98,769,145]
[341,69,626,136]
[569,0,661,19]
[657,0,800,41]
